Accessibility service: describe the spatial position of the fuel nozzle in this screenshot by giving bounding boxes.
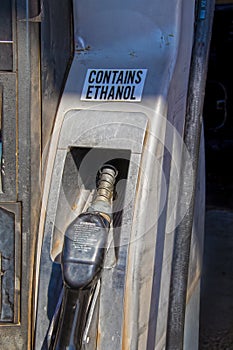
[88,164,118,222]
[52,165,118,350]
[62,164,118,290]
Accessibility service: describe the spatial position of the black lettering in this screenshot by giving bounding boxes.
[135,70,143,84]
[86,85,94,99]
[99,85,109,99]
[103,71,111,84]
[96,71,104,84]
[94,85,101,99]
[123,86,131,99]
[127,71,136,84]
[107,86,115,99]
[88,70,96,83]
[111,70,119,84]
[124,70,129,84]
[130,86,136,100]
[115,86,124,99]
[115,71,124,84]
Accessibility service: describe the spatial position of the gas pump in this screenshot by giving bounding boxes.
[33,1,214,349]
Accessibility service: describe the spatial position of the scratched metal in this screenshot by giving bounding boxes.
[0,203,21,326]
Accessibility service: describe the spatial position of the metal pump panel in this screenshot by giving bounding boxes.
[34,1,205,350]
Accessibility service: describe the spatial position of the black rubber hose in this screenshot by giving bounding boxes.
[52,288,91,350]
[166,1,215,349]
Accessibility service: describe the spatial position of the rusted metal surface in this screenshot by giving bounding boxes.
[0,73,17,201]
[0,0,41,348]
[41,0,73,151]
[0,203,21,324]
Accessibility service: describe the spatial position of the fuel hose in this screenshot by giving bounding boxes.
[166,1,215,349]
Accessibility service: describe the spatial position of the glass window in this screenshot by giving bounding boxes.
[0,0,13,71]
[0,85,2,193]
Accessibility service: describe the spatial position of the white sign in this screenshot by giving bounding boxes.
[81,69,147,102]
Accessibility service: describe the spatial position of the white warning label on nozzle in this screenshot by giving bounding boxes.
[81,69,147,102]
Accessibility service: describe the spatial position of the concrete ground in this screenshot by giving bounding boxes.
[199,209,233,349]
[199,147,233,349]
